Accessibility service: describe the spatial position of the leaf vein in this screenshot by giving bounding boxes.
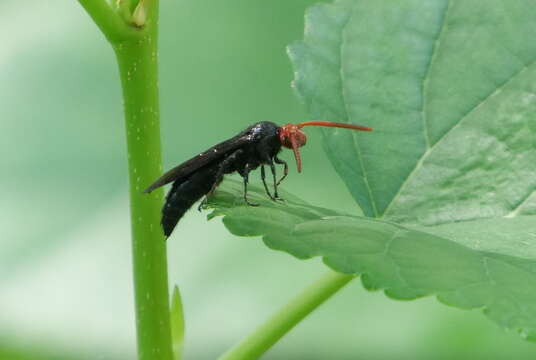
[505,189,536,218]
[384,58,536,218]
[422,0,452,149]
[339,3,379,217]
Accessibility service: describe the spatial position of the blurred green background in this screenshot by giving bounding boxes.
[2,1,536,359]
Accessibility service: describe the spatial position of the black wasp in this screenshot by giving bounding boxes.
[145,121,372,237]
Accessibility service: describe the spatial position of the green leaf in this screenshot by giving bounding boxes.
[288,0,536,224]
[170,286,185,360]
[207,180,536,340]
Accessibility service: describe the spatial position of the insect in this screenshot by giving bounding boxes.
[145,121,372,237]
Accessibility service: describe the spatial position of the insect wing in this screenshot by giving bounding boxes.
[144,133,253,193]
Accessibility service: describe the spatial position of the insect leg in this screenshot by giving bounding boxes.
[274,155,288,187]
[268,160,281,199]
[243,163,259,207]
[197,200,205,212]
[261,165,276,200]
[198,149,244,211]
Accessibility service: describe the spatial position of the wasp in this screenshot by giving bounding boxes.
[145,121,372,237]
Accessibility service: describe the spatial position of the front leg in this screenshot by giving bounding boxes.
[242,163,259,207]
[274,155,288,187]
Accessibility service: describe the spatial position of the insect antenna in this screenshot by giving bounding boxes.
[297,121,373,132]
[279,121,372,173]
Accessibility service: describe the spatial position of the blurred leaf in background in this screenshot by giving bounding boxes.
[1,0,536,359]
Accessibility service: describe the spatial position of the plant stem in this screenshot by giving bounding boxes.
[220,271,355,360]
[78,0,138,42]
[79,1,173,359]
[114,24,173,360]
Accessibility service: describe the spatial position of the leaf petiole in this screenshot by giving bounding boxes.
[219,271,355,360]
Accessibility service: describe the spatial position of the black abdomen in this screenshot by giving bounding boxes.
[162,164,219,237]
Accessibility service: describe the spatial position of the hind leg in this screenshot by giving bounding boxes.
[197,149,244,211]
[271,156,288,201]
[274,155,288,187]
[197,175,224,211]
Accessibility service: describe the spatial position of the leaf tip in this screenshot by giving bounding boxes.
[171,285,185,360]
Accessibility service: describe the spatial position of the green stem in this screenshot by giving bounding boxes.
[79,2,173,360]
[220,271,356,360]
[78,0,138,42]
